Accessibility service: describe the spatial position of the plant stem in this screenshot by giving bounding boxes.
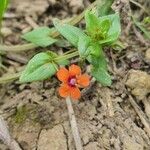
[55,51,79,62]
[66,97,83,150]
[0,63,8,71]
[0,43,37,52]
[63,49,76,55]
[0,72,21,83]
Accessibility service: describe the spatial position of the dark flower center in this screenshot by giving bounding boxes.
[68,77,76,87]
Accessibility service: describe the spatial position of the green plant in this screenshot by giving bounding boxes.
[0,0,9,30]
[20,10,121,86]
[0,3,121,149]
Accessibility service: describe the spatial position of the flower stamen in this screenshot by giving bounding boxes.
[68,77,76,87]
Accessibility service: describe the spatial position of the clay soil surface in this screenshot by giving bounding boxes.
[0,0,150,150]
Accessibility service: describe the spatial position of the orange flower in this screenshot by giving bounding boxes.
[57,64,90,100]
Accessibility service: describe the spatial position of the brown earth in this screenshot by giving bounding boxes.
[0,0,150,150]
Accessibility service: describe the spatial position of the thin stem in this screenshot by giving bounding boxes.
[0,72,21,83]
[0,63,8,71]
[66,97,83,150]
[0,43,37,53]
[55,51,79,62]
[63,49,76,55]
[52,61,58,71]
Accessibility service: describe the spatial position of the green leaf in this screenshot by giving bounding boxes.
[100,19,111,36]
[20,52,57,82]
[87,50,112,86]
[97,0,114,17]
[46,51,69,66]
[0,0,9,28]
[22,27,57,47]
[85,11,111,41]
[56,59,69,66]
[98,13,121,45]
[85,11,100,34]
[92,66,112,86]
[143,17,150,24]
[133,18,150,40]
[53,19,87,47]
[111,40,126,51]
[87,49,106,68]
[78,35,91,57]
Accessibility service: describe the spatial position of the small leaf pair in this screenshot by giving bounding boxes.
[20,52,68,82]
[85,11,121,45]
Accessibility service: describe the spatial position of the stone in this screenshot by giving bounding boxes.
[126,70,150,100]
[37,125,67,150]
[84,142,99,150]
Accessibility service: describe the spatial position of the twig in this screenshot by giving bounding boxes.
[143,98,150,120]
[66,97,83,150]
[25,16,39,29]
[127,94,150,137]
[6,53,28,64]
[0,116,22,150]
[133,26,148,45]
[129,0,149,15]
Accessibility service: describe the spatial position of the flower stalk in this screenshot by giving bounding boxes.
[66,96,83,150]
[55,51,79,62]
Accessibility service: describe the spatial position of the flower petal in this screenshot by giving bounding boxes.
[70,87,81,100]
[57,67,69,82]
[77,74,90,87]
[69,64,81,76]
[58,84,70,98]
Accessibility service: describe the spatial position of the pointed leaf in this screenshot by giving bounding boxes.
[133,18,150,40]
[92,66,112,86]
[87,50,112,86]
[20,52,57,82]
[22,27,57,47]
[85,11,100,34]
[98,13,121,45]
[53,19,87,47]
[78,35,91,57]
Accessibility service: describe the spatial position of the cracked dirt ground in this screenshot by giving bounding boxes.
[0,0,150,149]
